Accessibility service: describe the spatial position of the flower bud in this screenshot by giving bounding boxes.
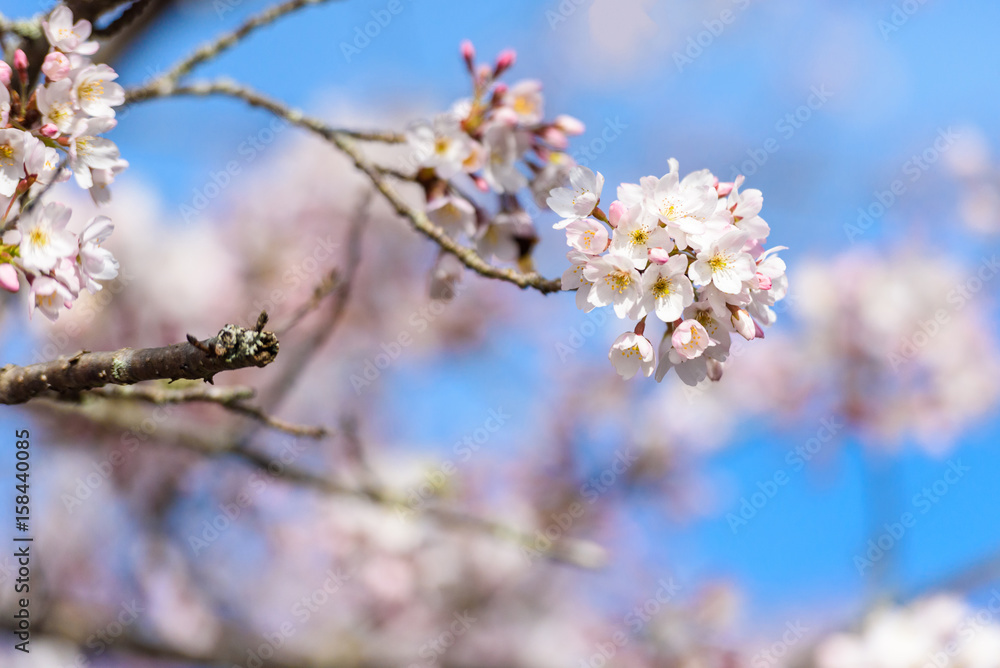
[0,62,11,86]
[755,271,772,290]
[541,126,568,150]
[40,124,59,138]
[608,201,627,228]
[0,264,18,292]
[554,114,585,136]
[715,181,735,197]
[647,247,671,265]
[731,308,755,341]
[42,52,70,81]
[495,49,516,76]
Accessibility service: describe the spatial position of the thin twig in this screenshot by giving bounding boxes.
[86,384,327,438]
[126,0,348,101]
[275,267,340,335]
[37,398,606,569]
[125,79,562,293]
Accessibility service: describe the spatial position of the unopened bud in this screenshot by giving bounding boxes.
[648,247,671,265]
[0,62,11,86]
[39,124,59,138]
[755,272,772,290]
[0,264,19,293]
[554,114,585,136]
[495,49,516,76]
[731,308,755,341]
[42,52,70,81]
[608,201,627,228]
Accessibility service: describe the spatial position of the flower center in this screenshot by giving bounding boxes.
[605,270,631,294]
[29,229,49,248]
[0,144,14,167]
[629,228,649,246]
[709,253,730,272]
[79,80,105,102]
[651,277,672,299]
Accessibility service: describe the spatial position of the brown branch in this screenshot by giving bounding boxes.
[0,315,278,405]
[86,384,327,438]
[124,79,562,293]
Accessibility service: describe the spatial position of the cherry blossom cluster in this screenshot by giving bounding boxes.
[0,5,125,320]
[406,41,584,263]
[550,161,787,384]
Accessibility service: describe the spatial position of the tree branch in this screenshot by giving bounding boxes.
[125,79,563,294]
[127,0,344,98]
[86,384,327,437]
[0,315,279,405]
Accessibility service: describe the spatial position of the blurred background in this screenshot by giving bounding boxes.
[2,0,1000,666]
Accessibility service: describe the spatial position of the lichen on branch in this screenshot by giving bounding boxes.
[0,312,278,405]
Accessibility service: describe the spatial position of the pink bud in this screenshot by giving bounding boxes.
[492,82,508,97]
[0,264,19,293]
[554,114,585,136]
[42,52,70,81]
[755,272,772,290]
[14,50,28,86]
[0,62,11,86]
[715,181,735,197]
[40,124,59,138]
[753,319,765,340]
[460,40,475,62]
[608,201,627,228]
[472,174,490,192]
[540,126,568,150]
[495,49,516,75]
[648,247,671,265]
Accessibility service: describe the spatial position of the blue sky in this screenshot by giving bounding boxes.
[4,0,1000,644]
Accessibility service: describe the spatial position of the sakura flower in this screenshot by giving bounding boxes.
[504,80,544,125]
[727,175,770,241]
[37,79,78,135]
[481,123,528,193]
[564,218,608,255]
[407,116,474,179]
[18,202,77,272]
[609,332,655,380]
[23,133,64,186]
[547,165,604,226]
[73,64,125,118]
[88,158,128,204]
[583,252,642,319]
[426,194,477,238]
[671,319,713,360]
[78,216,119,292]
[643,159,719,239]
[608,204,671,269]
[69,118,121,189]
[477,208,530,263]
[562,250,596,312]
[0,128,26,197]
[529,151,574,208]
[42,6,98,55]
[638,254,694,323]
[688,228,756,294]
[28,275,75,321]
